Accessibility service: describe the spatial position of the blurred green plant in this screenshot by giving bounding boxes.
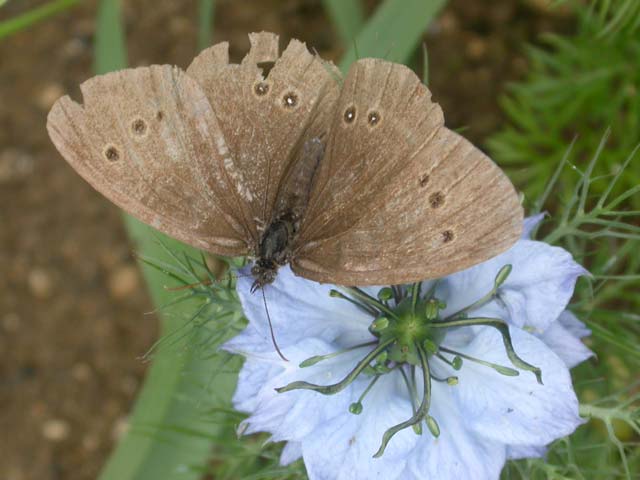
[489,2,640,479]
[487,3,640,204]
[93,1,239,480]
[337,0,446,71]
[0,0,80,39]
[560,0,640,35]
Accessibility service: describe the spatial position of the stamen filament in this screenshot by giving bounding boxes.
[423,279,439,301]
[436,352,463,370]
[443,265,512,320]
[431,373,459,385]
[299,341,378,368]
[391,285,403,303]
[276,338,395,395]
[343,287,400,320]
[349,374,382,415]
[374,342,433,458]
[410,282,422,315]
[432,317,543,383]
[444,290,495,321]
[329,289,378,316]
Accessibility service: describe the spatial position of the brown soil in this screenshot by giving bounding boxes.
[0,1,573,479]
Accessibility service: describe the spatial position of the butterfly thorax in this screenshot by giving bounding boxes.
[251,215,296,292]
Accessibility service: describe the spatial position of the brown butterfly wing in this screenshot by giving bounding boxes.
[292,58,523,285]
[47,64,250,255]
[186,32,341,241]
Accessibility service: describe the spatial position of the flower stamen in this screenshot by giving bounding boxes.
[329,289,378,316]
[444,264,512,321]
[343,287,400,319]
[349,374,382,415]
[436,352,463,370]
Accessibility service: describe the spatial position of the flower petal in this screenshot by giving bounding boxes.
[402,382,507,480]
[522,213,546,239]
[558,310,591,338]
[280,441,302,465]
[234,266,375,355]
[234,338,378,443]
[232,353,281,413]
[440,240,587,331]
[447,326,583,446]
[538,311,594,368]
[507,444,547,459]
[301,373,417,480]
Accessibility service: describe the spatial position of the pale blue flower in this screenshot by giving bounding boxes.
[224,222,591,480]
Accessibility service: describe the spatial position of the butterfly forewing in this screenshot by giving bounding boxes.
[292,58,523,285]
[48,36,523,290]
[46,64,250,255]
[186,32,341,248]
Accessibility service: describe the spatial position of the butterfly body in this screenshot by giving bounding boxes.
[251,214,297,292]
[47,32,523,289]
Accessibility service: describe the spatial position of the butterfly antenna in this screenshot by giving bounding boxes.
[164,271,255,291]
[262,287,289,362]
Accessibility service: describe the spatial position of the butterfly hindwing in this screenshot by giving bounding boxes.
[47,64,250,255]
[293,58,523,285]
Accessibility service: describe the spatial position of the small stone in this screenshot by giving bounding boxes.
[5,467,25,480]
[82,434,100,452]
[112,416,129,440]
[108,264,140,299]
[0,149,35,184]
[2,313,21,332]
[524,0,572,16]
[42,419,70,441]
[71,362,92,382]
[36,83,64,110]
[121,374,139,395]
[27,268,54,299]
[437,11,458,33]
[466,37,488,60]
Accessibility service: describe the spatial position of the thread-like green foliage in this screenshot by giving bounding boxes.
[489,3,640,479]
[487,6,640,205]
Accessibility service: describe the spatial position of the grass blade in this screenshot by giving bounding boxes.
[94,1,233,479]
[0,0,80,40]
[197,0,215,50]
[323,0,365,44]
[339,0,446,72]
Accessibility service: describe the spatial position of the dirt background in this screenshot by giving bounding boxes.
[0,1,573,479]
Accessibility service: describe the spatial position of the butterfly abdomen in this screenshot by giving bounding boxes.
[251,216,296,291]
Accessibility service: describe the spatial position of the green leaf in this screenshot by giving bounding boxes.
[94,2,233,480]
[323,0,365,44]
[0,0,80,40]
[197,0,215,50]
[339,0,446,72]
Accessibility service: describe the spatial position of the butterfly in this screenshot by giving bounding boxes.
[47,32,523,291]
